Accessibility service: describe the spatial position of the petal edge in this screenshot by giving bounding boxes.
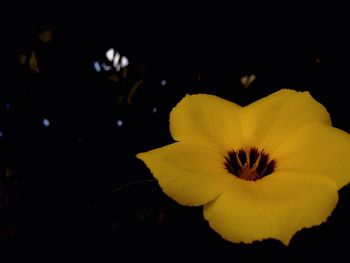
[170,94,244,154]
[203,171,338,245]
[137,142,234,206]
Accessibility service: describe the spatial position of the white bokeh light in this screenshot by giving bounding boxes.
[101,63,112,71]
[101,48,130,73]
[117,120,123,127]
[113,52,121,68]
[106,48,115,61]
[42,118,50,127]
[93,61,101,72]
[120,56,129,68]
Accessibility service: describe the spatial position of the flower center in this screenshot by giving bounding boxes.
[225,147,276,181]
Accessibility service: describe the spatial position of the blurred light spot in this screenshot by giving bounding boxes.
[105,49,129,72]
[113,52,121,68]
[108,73,119,82]
[152,107,157,113]
[5,168,13,177]
[18,54,27,66]
[19,52,39,73]
[19,54,27,65]
[38,29,53,43]
[240,74,256,89]
[120,56,129,68]
[101,63,112,71]
[42,118,50,127]
[4,103,12,110]
[117,120,123,127]
[93,61,101,72]
[315,57,320,64]
[0,130,3,138]
[161,80,166,86]
[106,48,115,61]
[29,52,40,73]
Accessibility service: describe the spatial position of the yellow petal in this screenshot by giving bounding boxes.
[136,142,234,206]
[273,122,350,189]
[170,94,244,154]
[240,89,331,154]
[203,171,338,245]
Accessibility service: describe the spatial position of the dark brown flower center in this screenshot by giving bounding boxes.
[225,147,276,181]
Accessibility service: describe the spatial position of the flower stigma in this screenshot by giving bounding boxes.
[225,147,276,181]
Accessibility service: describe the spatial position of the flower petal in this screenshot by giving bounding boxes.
[136,142,234,206]
[240,89,331,153]
[170,94,244,154]
[272,122,350,189]
[203,171,338,245]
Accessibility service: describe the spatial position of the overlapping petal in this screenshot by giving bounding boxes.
[170,94,244,154]
[240,89,331,154]
[272,122,350,189]
[203,171,338,245]
[136,142,234,206]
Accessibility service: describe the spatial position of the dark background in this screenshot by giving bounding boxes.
[1,8,349,259]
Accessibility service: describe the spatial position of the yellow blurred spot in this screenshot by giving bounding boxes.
[240,74,256,89]
[38,29,53,43]
[19,54,27,66]
[19,52,40,73]
[29,52,40,73]
[107,73,119,82]
[5,168,13,177]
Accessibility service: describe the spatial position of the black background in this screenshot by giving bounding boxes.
[1,6,349,260]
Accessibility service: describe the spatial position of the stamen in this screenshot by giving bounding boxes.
[263,160,276,177]
[225,151,240,175]
[256,152,269,175]
[249,148,259,168]
[225,148,276,181]
[238,149,247,166]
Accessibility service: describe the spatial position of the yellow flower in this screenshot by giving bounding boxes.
[136,89,350,245]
